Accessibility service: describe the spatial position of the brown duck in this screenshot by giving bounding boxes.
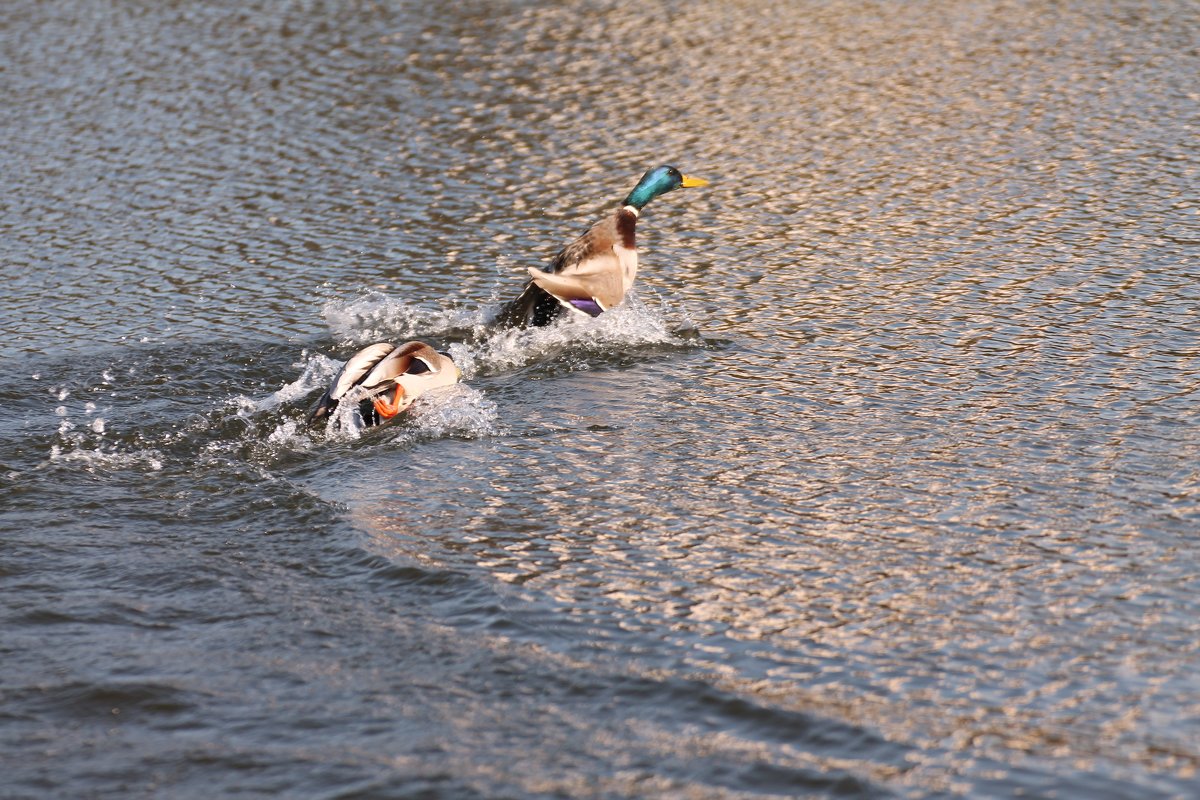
[494,165,708,328]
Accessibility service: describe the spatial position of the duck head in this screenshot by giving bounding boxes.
[622,165,709,211]
[371,345,460,420]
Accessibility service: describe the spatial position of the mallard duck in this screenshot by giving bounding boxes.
[493,165,708,328]
[307,341,460,428]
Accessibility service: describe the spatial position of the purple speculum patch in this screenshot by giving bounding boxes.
[569,298,604,317]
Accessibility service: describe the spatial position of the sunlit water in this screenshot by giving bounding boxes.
[3,1,1198,797]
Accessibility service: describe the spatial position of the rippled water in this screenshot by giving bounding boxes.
[3,0,1199,797]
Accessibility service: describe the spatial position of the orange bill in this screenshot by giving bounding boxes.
[372,384,408,419]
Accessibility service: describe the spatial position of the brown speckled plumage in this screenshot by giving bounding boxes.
[492,166,707,329]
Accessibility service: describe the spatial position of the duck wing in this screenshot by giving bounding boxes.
[527,250,624,316]
[307,341,426,425]
[355,341,429,392]
[531,212,635,315]
[494,211,636,325]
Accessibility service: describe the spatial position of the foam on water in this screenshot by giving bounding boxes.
[291,288,706,445]
[322,288,704,378]
[243,351,342,414]
[310,383,500,444]
[246,347,502,448]
[389,384,502,442]
[47,443,166,473]
[456,293,695,378]
[323,291,487,346]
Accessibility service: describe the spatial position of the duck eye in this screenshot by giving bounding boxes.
[405,358,432,375]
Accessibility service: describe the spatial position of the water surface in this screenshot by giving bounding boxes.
[2,1,1198,797]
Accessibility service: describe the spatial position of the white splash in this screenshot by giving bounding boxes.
[450,292,691,379]
[317,383,501,444]
[397,383,502,441]
[49,445,164,472]
[282,287,700,447]
[262,418,319,452]
[321,288,699,376]
[240,351,341,416]
[48,401,163,473]
[323,291,487,347]
[319,387,372,441]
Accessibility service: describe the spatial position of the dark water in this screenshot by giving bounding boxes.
[3,0,1199,797]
